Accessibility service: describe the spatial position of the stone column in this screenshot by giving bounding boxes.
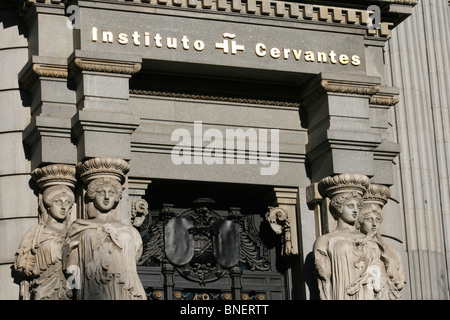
[69,50,142,223]
[20,56,77,168]
[300,72,383,182]
[69,50,142,162]
[385,0,450,299]
[19,2,77,168]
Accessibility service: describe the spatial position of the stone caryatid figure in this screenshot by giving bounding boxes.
[313,173,371,300]
[14,164,77,300]
[63,158,146,300]
[356,184,405,300]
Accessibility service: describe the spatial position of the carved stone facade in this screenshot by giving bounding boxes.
[1,0,449,300]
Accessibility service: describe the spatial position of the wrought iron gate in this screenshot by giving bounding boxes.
[136,197,288,300]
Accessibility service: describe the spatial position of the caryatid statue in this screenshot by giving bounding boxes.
[313,173,371,300]
[356,183,405,300]
[63,158,147,300]
[14,164,77,300]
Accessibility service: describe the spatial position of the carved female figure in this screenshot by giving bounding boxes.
[355,185,405,300]
[64,168,146,300]
[15,184,75,300]
[350,203,388,299]
[313,173,371,300]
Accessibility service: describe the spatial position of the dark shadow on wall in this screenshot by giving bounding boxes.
[304,251,320,300]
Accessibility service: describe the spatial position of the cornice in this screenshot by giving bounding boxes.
[19,0,406,38]
[369,86,400,107]
[19,62,68,90]
[130,89,301,108]
[369,94,400,107]
[69,57,142,77]
[300,78,381,107]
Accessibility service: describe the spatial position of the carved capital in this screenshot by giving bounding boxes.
[318,173,371,199]
[301,79,381,107]
[69,57,142,78]
[370,88,400,107]
[364,183,391,208]
[76,157,130,185]
[19,63,68,90]
[31,164,77,190]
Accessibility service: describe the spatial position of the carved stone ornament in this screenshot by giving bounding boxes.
[63,157,146,300]
[76,157,130,184]
[69,57,142,78]
[31,164,77,190]
[19,63,68,90]
[363,183,391,208]
[131,198,149,228]
[265,207,293,255]
[313,174,405,300]
[15,164,76,300]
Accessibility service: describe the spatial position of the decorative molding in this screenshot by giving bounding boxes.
[321,80,381,96]
[19,63,68,90]
[75,0,406,37]
[379,0,418,4]
[318,173,371,198]
[69,57,142,77]
[363,183,391,208]
[130,89,301,108]
[31,164,77,190]
[301,79,381,107]
[369,90,400,107]
[76,157,130,185]
[370,95,400,107]
[17,0,415,39]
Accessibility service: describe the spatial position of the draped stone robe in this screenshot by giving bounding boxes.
[64,220,147,300]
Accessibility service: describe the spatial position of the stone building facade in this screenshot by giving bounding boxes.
[0,0,449,300]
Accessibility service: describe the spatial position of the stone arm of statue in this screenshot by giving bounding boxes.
[131,226,143,263]
[381,244,406,291]
[313,239,332,300]
[14,226,40,278]
[62,240,80,273]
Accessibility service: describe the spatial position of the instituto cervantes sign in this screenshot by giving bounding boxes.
[90,27,362,67]
[77,4,366,75]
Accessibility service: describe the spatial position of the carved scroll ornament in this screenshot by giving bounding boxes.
[265,207,294,255]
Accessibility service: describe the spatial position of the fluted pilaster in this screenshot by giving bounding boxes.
[385,0,450,299]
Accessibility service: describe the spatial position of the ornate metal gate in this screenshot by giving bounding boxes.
[135,197,288,300]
